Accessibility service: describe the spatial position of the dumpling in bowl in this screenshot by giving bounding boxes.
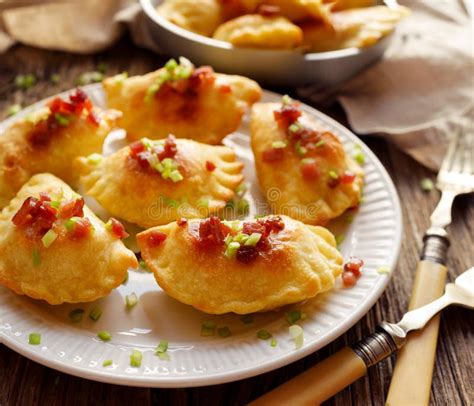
[0,89,118,208]
[301,5,410,52]
[250,97,363,225]
[137,215,343,314]
[213,14,303,50]
[156,0,224,36]
[76,136,244,228]
[103,57,262,144]
[0,173,137,305]
[235,0,332,23]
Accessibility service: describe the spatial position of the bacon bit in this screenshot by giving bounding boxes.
[236,245,259,263]
[87,110,100,126]
[108,218,128,239]
[301,161,320,181]
[262,147,285,163]
[342,271,357,287]
[257,4,281,16]
[188,66,215,90]
[68,217,92,240]
[39,192,51,202]
[157,135,178,161]
[59,198,84,219]
[147,230,167,247]
[177,218,188,226]
[260,216,285,235]
[219,84,232,94]
[344,257,364,277]
[129,140,146,157]
[205,161,216,172]
[274,104,302,128]
[341,171,356,184]
[198,216,231,246]
[327,176,341,189]
[242,222,266,236]
[12,196,57,239]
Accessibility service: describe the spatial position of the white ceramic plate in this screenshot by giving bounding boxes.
[0,85,402,387]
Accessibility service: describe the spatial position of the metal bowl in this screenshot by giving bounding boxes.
[140,0,394,87]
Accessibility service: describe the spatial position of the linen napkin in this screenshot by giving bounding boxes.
[1,0,472,171]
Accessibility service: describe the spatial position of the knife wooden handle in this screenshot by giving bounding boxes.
[386,259,448,406]
[249,347,367,406]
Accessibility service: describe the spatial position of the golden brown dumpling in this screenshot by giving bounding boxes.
[137,215,343,314]
[76,136,244,227]
[325,0,375,11]
[0,89,118,208]
[250,98,363,225]
[213,14,303,49]
[236,0,332,23]
[103,58,261,144]
[0,173,137,305]
[156,0,224,36]
[301,5,410,52]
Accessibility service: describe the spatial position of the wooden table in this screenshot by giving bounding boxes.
[0,39,472,406]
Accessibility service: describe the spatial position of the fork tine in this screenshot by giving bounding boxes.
[439,128,461,173]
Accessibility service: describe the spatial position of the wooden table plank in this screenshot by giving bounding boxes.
[0,39,472,406]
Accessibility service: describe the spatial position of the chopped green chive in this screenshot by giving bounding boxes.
[49,200,60,209]
[54,113,70,127]
[352,145,365,165]
[97,62,107,74]
[114,72,128,85]
[125,293,138,309]
[288,123,301,133]
[87,153,102,165]
[6,104,22,117]
[270,338,277,347]
[240,314,254,324]
[237,198,250,215]
[50,73,61,84]
[271,141,287,149]
[201,320,217,336]
[130,349,142,367]
[315,140,326,148]
[420,178,434,192]
[217,326,232,338]
[165,58,178,71]
[244,233,262,247]
[139,259,149,271]
[32,248,41,267]
[289,325,304,349]
[285,310,302,325]
[301,158,316,165]
[282,95,292,105]
[377,266,391,275]
[68,308,85,323]
[235,183,247,195]
[335,234,345,246]
[89,306,102,322]
[224,241,240,258]
[65,217,80,231]
[157,351,170,361]
[28,333,41,345]
[15,74,36,90]
[102,359,113,367]
[156,340,169,354]
[97,330,112,342]
[41,229,58,248]
[75,71,104,86]
[257,329,272,340]
[295,141,307,157]
[328,170,339,179]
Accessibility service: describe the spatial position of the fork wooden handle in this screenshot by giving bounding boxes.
[386,259,448,406]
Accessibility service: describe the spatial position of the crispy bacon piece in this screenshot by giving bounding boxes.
[198,216,231,246]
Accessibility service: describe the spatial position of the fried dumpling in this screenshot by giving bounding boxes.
[250,98,363,225]
[301,5,410,52]
[236,0,332,23]
[213,14,303,50]
[76,136,244,228]
[103,58,261,144]
[0,89,118,208]
[325,0,375,11]
[156,0,224,36]
[0,173,137,305]
[137,215,343,314]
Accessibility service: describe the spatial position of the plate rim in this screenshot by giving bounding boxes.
[0,85,403,388]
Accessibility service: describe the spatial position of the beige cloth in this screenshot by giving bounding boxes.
[1,0,473,170]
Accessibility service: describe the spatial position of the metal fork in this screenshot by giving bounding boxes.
[386,129,474,405]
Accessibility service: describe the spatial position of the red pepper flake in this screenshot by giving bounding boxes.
[342,257,364,286]
[219,84,232,94]
[341,171,356,184]
[301,161,320,181]
[59,198,84,219]
[68,217,92,240]
[262,147,285,163]
[205,161,216,172]
[177,218,188,226]
[147,230,167,247]
[109,218,129,239]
